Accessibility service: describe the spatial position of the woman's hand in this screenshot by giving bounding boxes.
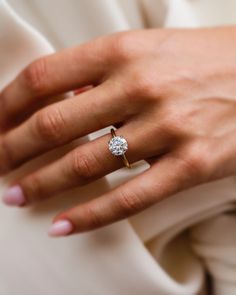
[2,27,236,236]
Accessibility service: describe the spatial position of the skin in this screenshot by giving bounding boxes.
[2,27,236,235]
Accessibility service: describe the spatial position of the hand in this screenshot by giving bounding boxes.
[2,27,236,236]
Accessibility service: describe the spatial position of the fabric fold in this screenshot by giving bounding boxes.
[1,1,236,294]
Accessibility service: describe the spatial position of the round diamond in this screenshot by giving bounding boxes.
[108,136,128,156]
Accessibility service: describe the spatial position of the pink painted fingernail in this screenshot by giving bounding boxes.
[2,185,25,206]
[48,220,73,237]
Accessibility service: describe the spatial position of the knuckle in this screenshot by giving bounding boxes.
[109,32,137,62]
[179,142,210,181]
[23,57,48,95]
[83,205,104,229]
[70,150,95,183]
[34,108,66,144]
[125,70,159,101]
[118,189,145,215]
[129,72,182,102]
[160,105,184,136]
[123,71,175,103]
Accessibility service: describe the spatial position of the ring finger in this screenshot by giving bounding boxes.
[3,121,170,206]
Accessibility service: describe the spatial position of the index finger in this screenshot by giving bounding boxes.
[0,36,111,129]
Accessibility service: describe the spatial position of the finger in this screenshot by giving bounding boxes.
[48,153,201,236]
[0,81,134,174]
[0,36,111,129]
[3,119,169,205]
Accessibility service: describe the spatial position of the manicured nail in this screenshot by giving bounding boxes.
[48,220,73,237]
[2,185,25,206]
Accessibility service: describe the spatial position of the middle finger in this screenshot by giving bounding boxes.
[5,121,168,205]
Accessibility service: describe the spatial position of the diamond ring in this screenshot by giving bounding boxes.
[108,128,131,168]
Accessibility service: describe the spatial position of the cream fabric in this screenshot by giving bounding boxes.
[0,1,236,294]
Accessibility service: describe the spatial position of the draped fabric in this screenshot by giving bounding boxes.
[0,1,236,294]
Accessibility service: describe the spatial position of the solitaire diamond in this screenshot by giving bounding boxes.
[108,136,128,156]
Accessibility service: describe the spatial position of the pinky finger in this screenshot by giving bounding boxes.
[48,154,200,237]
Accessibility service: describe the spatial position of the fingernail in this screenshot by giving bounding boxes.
[2,185,25,206]
[48,220,73,237]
